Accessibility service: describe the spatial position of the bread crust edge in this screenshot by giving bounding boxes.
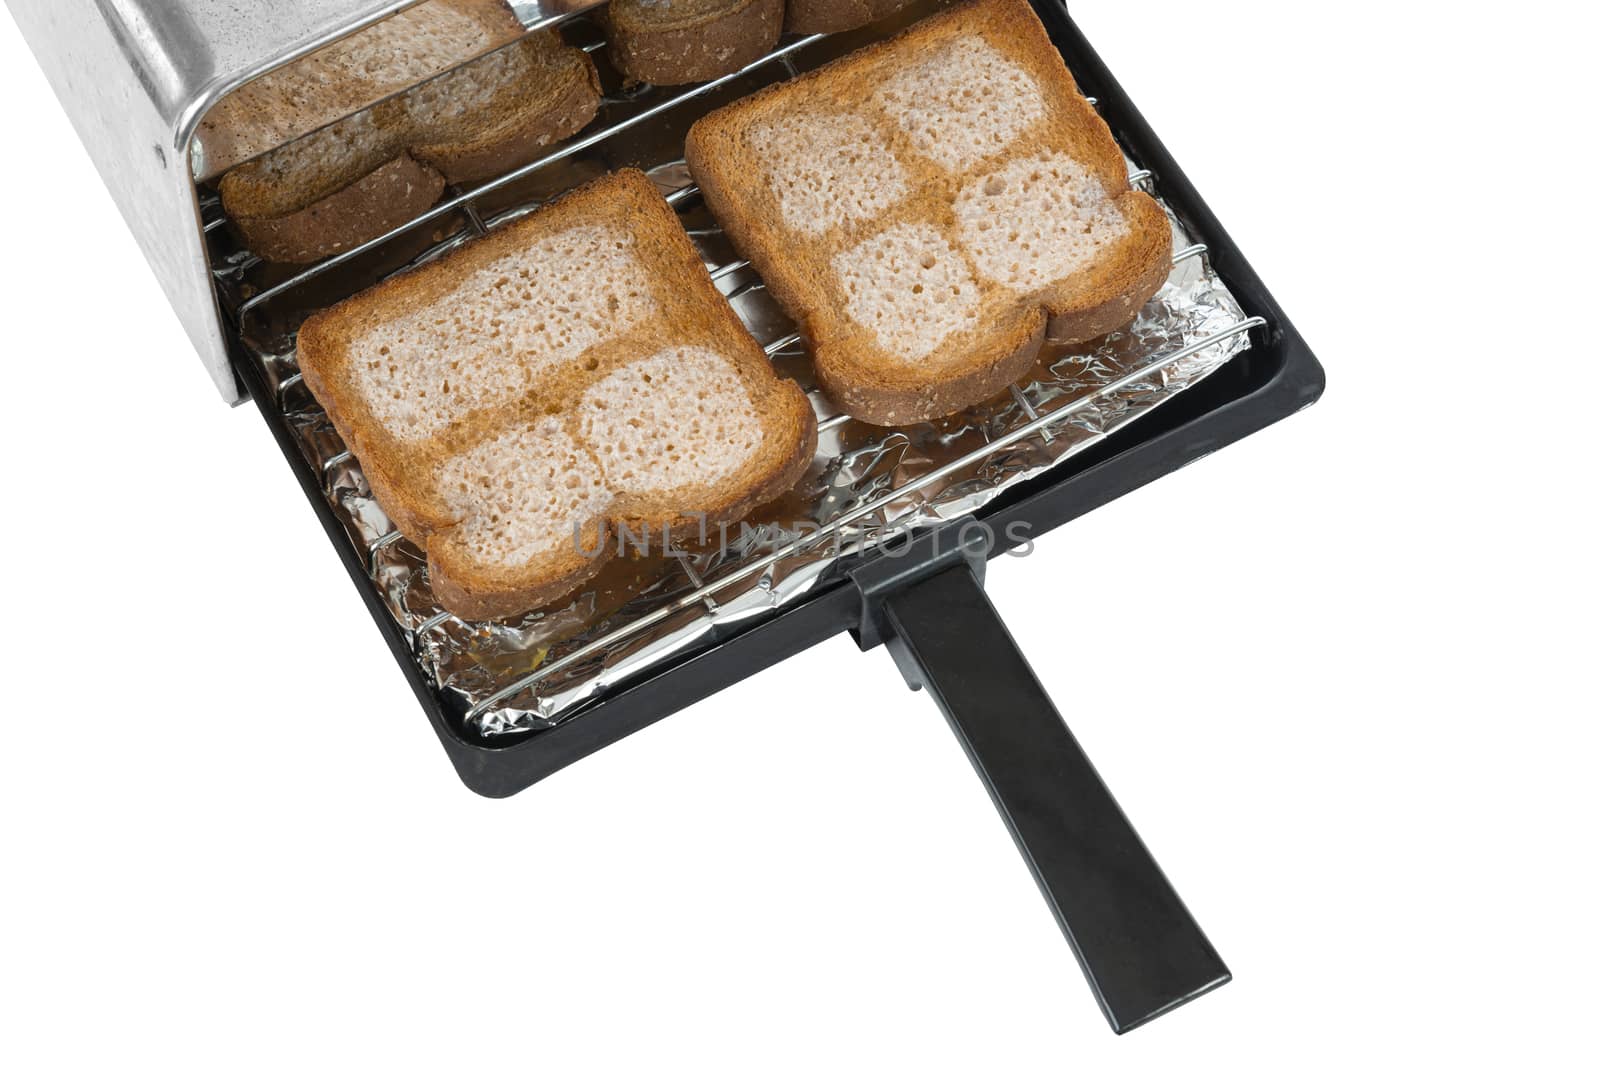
[608,0,783,86]
[226,154,446,265]
[410,51,602,184]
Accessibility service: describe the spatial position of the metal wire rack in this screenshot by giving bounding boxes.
[206,8,1261,732]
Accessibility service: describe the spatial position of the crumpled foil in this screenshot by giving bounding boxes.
[215,9,1255,737]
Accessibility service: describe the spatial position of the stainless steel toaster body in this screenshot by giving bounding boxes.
[6,1,559,402]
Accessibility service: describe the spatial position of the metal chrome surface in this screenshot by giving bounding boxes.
[6,0,603,402]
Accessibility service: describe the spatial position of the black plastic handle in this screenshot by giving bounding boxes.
[882,565,1229,1033]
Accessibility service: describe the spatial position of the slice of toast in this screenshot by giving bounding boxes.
[199,0,528,179]
[784,0,915,35]
[297,169,817,620]
[220,24,600,263]
[685,0,1173,425]
[605,0,783,85]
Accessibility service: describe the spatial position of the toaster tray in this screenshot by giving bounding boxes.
[224,0,1323,795]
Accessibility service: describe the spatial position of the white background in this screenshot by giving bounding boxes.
[1,1,1595,1063]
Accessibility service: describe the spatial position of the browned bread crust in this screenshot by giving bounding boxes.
[606,0,783,85]
[408,57,601,184]
[686,0,1173,425]
[227,154,447,266]
[784,0,915,35]
[220,28,600,263]
[297,170,817,620]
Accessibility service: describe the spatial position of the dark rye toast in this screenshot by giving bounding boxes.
[685,0,1173,425]
[604,0,915,85]
[296,170,816,620]
[605,0,784,86]
[784,0,916,35]
[217,5,599,264]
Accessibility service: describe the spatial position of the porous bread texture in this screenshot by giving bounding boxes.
[579,348,766,496]
[430,345,767,584]
[606,0,783,86]
[347,226,655,443]
[872,35,1046,172]
[685,0,1174,426]
[832,223,981,362]
[746,112,910,235]
[198,0,526,178]
[437,419,611,573]
[297,170,817,621]
[953,152,1130,290]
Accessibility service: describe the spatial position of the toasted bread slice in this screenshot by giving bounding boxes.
[784,0,915,35]
[606,0,783,85]
[220,26,600,263]
[199,0,528,179]
[685,0,1172,425]
[297,170,817,620]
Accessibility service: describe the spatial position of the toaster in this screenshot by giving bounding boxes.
[9,0,1325,1033]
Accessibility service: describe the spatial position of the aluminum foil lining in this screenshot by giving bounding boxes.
[215,9,1255,737]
